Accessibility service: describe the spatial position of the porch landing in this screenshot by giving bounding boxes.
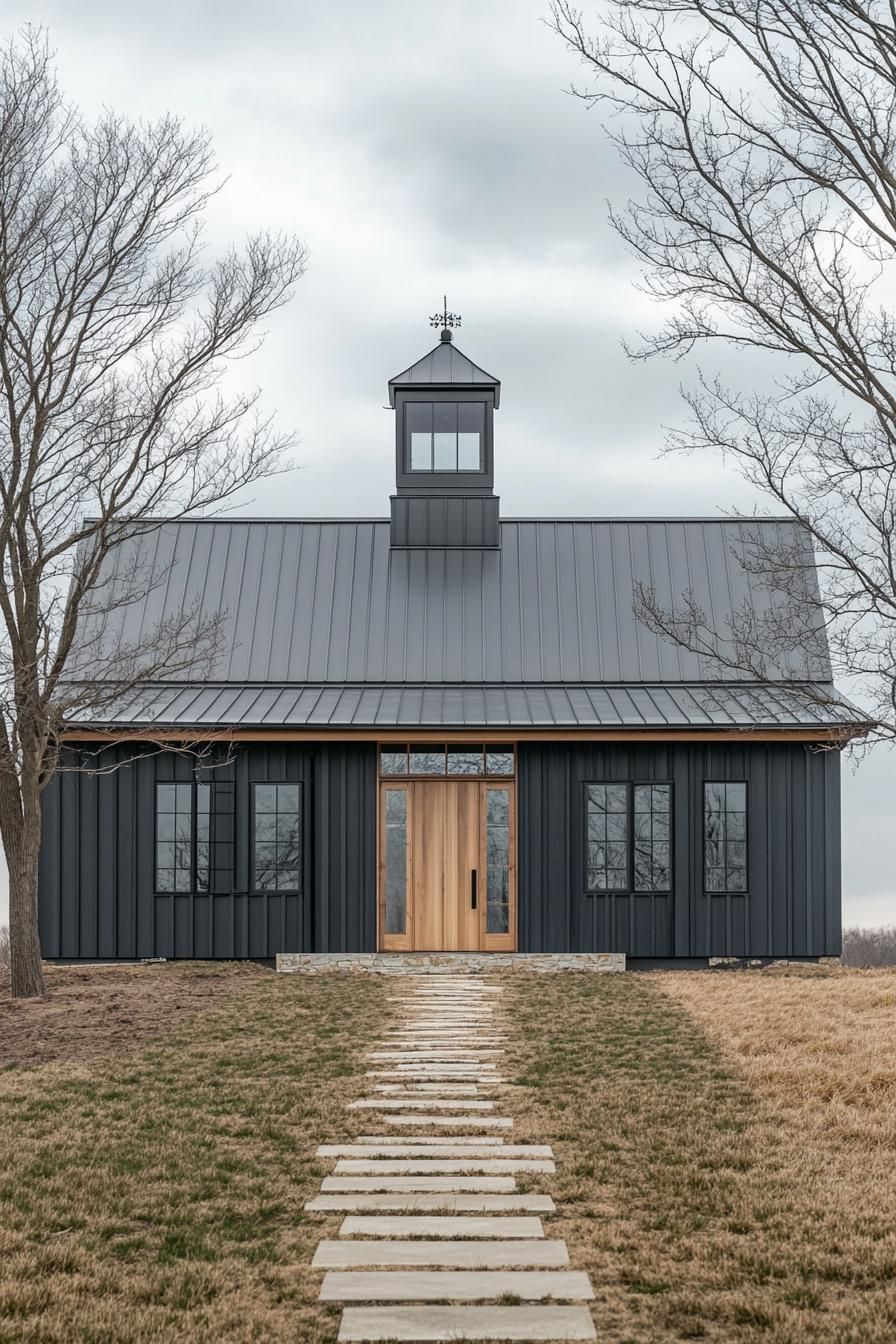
[276,953,625,975]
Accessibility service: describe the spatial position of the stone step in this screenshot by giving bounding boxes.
[366,1071,504,1080]
[348,1099,496,1111]
[313,1240,568,1268]
[318,1145,552,1159]
[321,1176,517,1193]
[305,1194,556,1214]
[336,1305,596,1341]
[319,1269,595,1302]
[367,1052,502,1061]
[352,1135,507,1145]
[333,1160,555,1175]
[372,1085,492,1094]
[338,1215,545,1239]
[375,1115,513,1128]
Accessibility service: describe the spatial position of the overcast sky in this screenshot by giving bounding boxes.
[0,0,892,929]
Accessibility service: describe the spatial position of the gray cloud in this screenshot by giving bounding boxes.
[0,0,891,928]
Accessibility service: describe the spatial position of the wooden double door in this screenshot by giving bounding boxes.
[379,779,515,952]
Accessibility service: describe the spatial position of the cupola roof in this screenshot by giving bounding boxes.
[388,338,501,407]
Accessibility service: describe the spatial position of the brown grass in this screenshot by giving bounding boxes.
[0,964,391,1343]
[506,967,896,1343]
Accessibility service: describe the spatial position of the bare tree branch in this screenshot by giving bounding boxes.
[0,30,307,996]
[551,0,895,740]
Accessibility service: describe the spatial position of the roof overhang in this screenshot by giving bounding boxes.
[60,680,873,744]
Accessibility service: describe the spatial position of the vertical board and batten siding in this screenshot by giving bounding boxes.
[38,742,376,960]
[40,738,840,962]
[517,740,841,960]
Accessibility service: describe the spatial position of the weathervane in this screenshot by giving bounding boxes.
[430,295,461,343]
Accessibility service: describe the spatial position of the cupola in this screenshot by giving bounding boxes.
[388,303,500,548]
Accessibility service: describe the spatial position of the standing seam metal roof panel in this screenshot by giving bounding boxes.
[69,518,834,687]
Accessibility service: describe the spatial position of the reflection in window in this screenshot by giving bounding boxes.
[409,747,446,775]
[380,746,514,777]
[380,748,408,776]
[406,401,484,472]
[155,782,193,893]
[253,783,301,891]
[447,746,483,775]
[633,785,671,892]
[155,781,210,894]
[485,750,514,776]
[385,788,408,934]
[586,784,629,891]
[486,787,511,934]
[704,782,747,893]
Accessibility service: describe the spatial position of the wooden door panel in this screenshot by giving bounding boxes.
[378,775,517,953]
[414,781,444,951]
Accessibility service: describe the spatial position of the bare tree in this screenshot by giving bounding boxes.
[550,0,896,734]
[0,31,306,998]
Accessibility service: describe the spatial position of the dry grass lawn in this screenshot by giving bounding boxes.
[508,966,896,1343]
[3,962,896,1342]
[0,963,390,1343]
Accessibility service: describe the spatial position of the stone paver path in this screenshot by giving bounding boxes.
[305,975,596,1342]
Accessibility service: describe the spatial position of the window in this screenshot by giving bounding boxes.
[585,782,673,894]
[585,784,629,891]
[379,745,514,778]
[633,785,672,892]
[384,787,408,934]
[704,782,747,893]
[155,781,210,893]
[486,787,511,933]
[253,783,301,891]
[406,401,484,472]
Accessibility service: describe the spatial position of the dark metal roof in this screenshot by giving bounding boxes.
[72,681,865,730]
[388,340,501,407]
[73,518,833,689]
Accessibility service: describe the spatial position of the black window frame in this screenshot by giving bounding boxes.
[584,781,674,896]
[154,779,211,895]
[251,781,303,893]
[703,780,749,895]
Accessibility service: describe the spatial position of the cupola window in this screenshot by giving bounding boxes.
[406,401,484,472]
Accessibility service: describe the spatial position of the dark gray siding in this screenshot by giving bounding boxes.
[39,742,377,959]
[40,738,840,962]
[517,741,841,959]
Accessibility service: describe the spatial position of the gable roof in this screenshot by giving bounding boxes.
[68,514,851,706]
[388,340,501,406]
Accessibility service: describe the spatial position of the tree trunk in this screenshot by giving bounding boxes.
[0,770,45,999]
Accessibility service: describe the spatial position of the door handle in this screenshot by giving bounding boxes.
[471,869,478,910]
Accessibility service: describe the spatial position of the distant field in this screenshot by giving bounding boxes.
[2,961,896,1342]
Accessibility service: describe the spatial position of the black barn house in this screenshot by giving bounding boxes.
[39,329,867,967]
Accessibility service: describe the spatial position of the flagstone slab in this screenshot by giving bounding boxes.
[306,1194,556,1214]
[313,1240,568,1268]
[372,1085,490,1094]
[348,1099,496,1111]
[377,1115,513,1128]
[320,1269,594,1302]
[353,1135,507,1145]
[338,1215,545,1239]
[333,1160,555,1175]
[318,1146,552,1159]
[336,1305,596,1341]
[321,1176,517,1193]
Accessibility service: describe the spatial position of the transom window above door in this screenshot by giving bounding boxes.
[380,744,514,778]
[406,401,485,472]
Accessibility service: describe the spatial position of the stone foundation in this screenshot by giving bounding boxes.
[276,952,625,975]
